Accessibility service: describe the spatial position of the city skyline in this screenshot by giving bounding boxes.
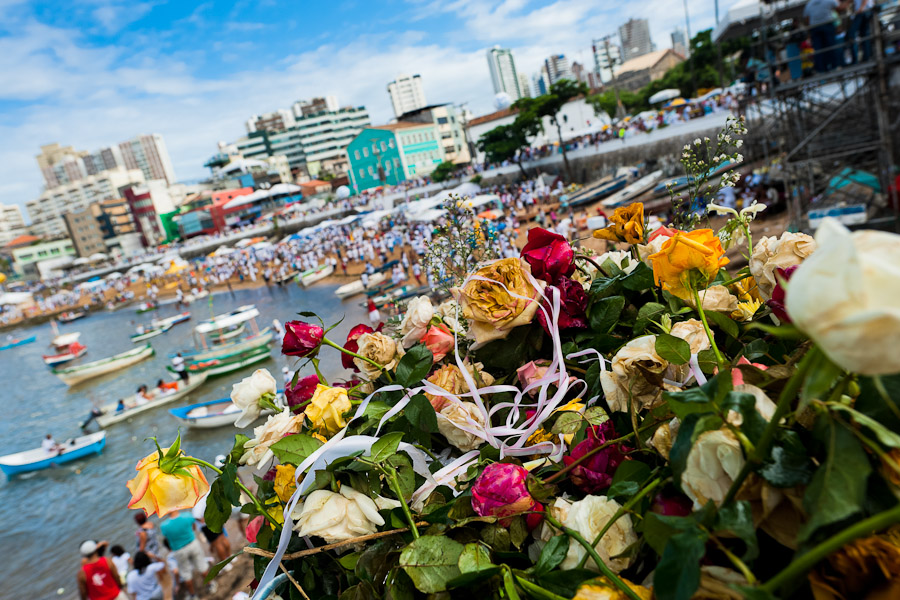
[0,0,721,215]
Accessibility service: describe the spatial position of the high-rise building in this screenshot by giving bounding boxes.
[544,54,573,85]
[387,74,427,118]
[292,97,340,117]
[63,209,106,257]
[571,62,600,89]
[486,46,523,101]
[245,109,296,134]
[117,134,177,185]
[0,204,27,247]
[35,144,88,189]
[533,68,550,96]
[518,73,532,99]
[619,18,655,61]
[671,28,689,57]
[592,39,623,84]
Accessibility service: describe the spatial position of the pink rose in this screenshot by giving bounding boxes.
[282,321,325,357]
[650,492,693,517]
[537,275,588,335]
[471,463,542,528]
[517,360,551,392]
[421,324,454,362]
[245,515,264,543]
[731,356,768,387]
[520,227,575,284]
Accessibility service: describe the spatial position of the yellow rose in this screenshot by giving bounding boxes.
[749,231,817,298]
[593,203,645,245]
[353,332,404,380]
[453,258,544,349]
[305,384,352,437]
[127,448,210,518]
[648,229,729,300]
[273,464,297,503]
[425,362,495,412]
[573,580,652,600]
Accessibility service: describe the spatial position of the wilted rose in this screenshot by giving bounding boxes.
[421,324,454,362]
[650,491,693,517]
[563,422,628,494]
[240,410,304,469]
[342,324,374,370]
[437,401,486,451]
[273,464,297,503]
[750,231,817,298]
[471,462,541,525]
[353,332,404,380]
[766,265,797,323]
[284,374,319,409]
[424,363,494,412]
[683,285,740,313]
[538,275,588,335]
[600,335,669,413]
[637,225,679,263]
[670,319,711,354]
[282,321,325,357]
[231,368,278,428]
[681,429,745,510]
[521,227,575,283]
[559,495,637,572]
[291,486,386,543]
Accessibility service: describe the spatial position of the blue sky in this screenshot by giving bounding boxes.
[0,0,721,215]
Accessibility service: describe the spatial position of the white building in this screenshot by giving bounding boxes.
[387,74,427,118]
[487,46,523,101]
[117,134,177,185]
[592,39,623,84]
[245,109,297,134]
[619,18,655,61]
[671,28,689,57]
[544,55,573,86]
[0,204,27,247]
[518,73,532,99]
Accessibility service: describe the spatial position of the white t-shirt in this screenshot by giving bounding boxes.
[41,438,57,454]
[171,356,185,372]
[126,562,165,600]
[112,553,130,580]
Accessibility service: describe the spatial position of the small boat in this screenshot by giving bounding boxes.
[184,290,210,304]
[53,344,155,387]
[130,324,171,343]
[170,345,272,377]
[567,174,630,208]
[51,332,81,349]
[170,397,277,429]
[366,284,416,308]
[151,312,191,329]
[602,170,664,208]
[274,271,299,286]
[0,432,106,477]
[336,272,386,299]
[209,324,246,343]
[58,310,88,324]
[299,264,335,288]
[175,328,273,362]
[43,342,88,367]
[136,301,159,314]
[0,335,36,351]
[95,373,209,428]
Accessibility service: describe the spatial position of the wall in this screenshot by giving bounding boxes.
[347,129,404,191]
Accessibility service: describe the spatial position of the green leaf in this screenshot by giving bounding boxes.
[854,374,900,433]
[550,411,582,435]
[590,276,622,299]
[742,339,769,361]
[369,431,405,464]
[537,569,597,598]
[457,543,494,573]
[477,325,543,371]
[585,361,602,393]
[589,296,626,334]
[799,418,872,542]
[634,302,666,335]
[509,516,529,549]
[502,568,522,600]
[228,434,250,464]
[696,348,718,374]
[339,581,377,600]
[715,501,758,560]
[656,333,692,365]
[445,567,502,588]
[399,535,465,593]
[800,351,842,409]
[611,460,652,487]
[606,480,640,499]
[204,552,240,583]
[218,462,241,506]
[759,431,815,488]
[533,535,569,576]
[642,513,696,555]
[395,345,434,387]
[362,401,392,421]
[719,392,768,445]
[584,406,609,426]
[204,477,232,533]
[706,310,739,338]
[664,386,714,419]
[269,433,324,466]
[339,553,361,570]
[481,522,511,552]
[405,394,439,433]
[829,403,900,448]
[654,527,708,600]
[621,261,655,291]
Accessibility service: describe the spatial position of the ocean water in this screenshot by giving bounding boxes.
[0,283,368,599]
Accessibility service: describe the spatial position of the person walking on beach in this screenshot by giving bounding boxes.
[159,510,208,600]
[77,540,127,600]
[170,353,188,383]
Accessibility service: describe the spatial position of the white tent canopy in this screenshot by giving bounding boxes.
[267,183,302,195]
[223,189,268,210]
[89,253,108,261]
[649,89,681,104]
[0,291,34,306]
[450,182,481,198]
[409,208,448,222]
[462,194,500,210]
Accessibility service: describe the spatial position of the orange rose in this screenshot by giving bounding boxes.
[593,203,645,245]
[647,229,729,300]
[127,447,210,517]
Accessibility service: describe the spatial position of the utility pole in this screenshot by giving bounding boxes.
[601,37,626,120]
[683,0,698,95]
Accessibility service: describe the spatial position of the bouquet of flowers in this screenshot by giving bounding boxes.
[126,123,900,600]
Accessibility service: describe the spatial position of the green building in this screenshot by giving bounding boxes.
[346,123,446,192]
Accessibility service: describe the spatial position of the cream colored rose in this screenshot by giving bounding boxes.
[728,384,777,426]
[436,401,486,451]
[436,300,464,333]
[684,285,739,313]
[681,429,745,510]
[425,362,495,412]
[399,296,434,348]
[231,368,277,428]
[559,495,637,573]
[600,335,668,413]
[785,219,900,375]
[670,319,711,354]
[596,250,639,275]
[291,486,386,543]
[354,332,404,380]
[240,410,304,469]
[749,231,817,298]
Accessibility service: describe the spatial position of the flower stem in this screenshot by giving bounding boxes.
[717,270,751,288]
[691,286,724,368]
[711,535,756,584]
[514,575,569,600]
[543,513,643,600]
[186,458,281,529]
[385,468,419,539]
[321,337,385,372]
[760,503,900,594]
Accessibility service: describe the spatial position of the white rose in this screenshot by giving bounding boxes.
[231,368,277,428]
[239,410,304,469]
[728,383,777,425]
[437,300,464,332]
[436,401,486,451]
[596,250,639,275]
[684,285,739,313]
[785,218,900,375]
[399,296,434,348]
[559,495,637,573]
[670,319,711,354]
[291,486,386,543]
[600,335,668,413]
[681,429,745,510]
[749,231,817,298]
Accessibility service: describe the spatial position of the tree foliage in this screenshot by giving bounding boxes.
[431,160,457,183]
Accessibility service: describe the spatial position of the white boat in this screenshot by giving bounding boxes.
[52,332,81,349]
[53,344,155,387]
[210,323,246,343]
[170,397,277,429]
[299,264,334,288]
[179,328,273,362]
[0,432,106,477]
[601,170,664,208]
[151,312,191,329]
[95,373,208,428]
[43,342,88,367]
[130,323,172,343]
[335,272,386,299]
[184,290,210,304]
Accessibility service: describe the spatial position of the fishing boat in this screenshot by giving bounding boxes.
[365,284,417,308]
[53,344,154,387]
[209,323,246,343]
[335,272,386,299]
[130,323,172,343]
[177,328,273,362]
[602,170,664,208]
[0,431,106,477]
[567,173,631,208]
[0,335,36,351]
[95,373,208,428]
[299,264,334,288]
[184,290,210,304]
[274,271,299,286]
[151,311,191,329]
[135,301,159,314]
[170,345,272,377]
[43,342,88,367]
[170,397,278,429]
[58,310,88,324]
[51,332,81,349]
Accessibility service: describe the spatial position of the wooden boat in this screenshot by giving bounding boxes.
[176,328,273,362]
[151,312,191,329]
[274,271,299,286]
[209,324,246,343]
[184,290,209,304]
[602,170,664,208]
[366,284,416,308]
[299,264,334,288]
[95,373,208,428]
[0,335,36,351]
[169,345,272,377]
[43,342,87,367]
[567,175,629,208]
[336,272,386,299]
[170,397,277,429]
[130,323,172,343]
[0,432,106,477]
[58,310,88,324]
[51,332,81,349]
[135,301,159,314]
[53,344,154,387]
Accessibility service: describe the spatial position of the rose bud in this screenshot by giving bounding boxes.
[471,463,542,527]
[342,324,374,370]
[521,227,575,283]
[285,374,319,409]
[421,324,454,362]
[245,516,264,543]
[562,421,628,494]
[282,321,325,357]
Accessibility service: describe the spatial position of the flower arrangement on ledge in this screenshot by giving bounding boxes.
[126,121,900,600]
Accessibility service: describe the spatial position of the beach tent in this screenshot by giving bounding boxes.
[461,194,500,211]
[649,89,681,104]
[89,253,108,262]
[451,182,481,198]
[409,208,447,222]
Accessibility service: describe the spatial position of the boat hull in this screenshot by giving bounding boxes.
[0,335,36,351]
[336,272,386,299]
[0,432,106,476]
[195,347,272,377]
[43,346,88,367]
[96,373,208,428]
[300,264,334,287]
[54,344,154,386]
[130,326,168,342]
[176,329,273,362]
[170,399,274,429]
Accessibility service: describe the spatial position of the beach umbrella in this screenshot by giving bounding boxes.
[649,88,681,104]
[664,98,688,108]
[477,209,502,220]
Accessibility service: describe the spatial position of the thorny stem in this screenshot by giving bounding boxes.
[186,457,281,529]
[360,458,420,539]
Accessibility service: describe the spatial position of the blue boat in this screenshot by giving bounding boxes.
[0,432,106,477]
[0,334,36,351]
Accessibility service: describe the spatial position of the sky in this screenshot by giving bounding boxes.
[0,0,722,217]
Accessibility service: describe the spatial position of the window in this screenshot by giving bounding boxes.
[388,139,395,148]
[371,143,377,153]
[363,148,369,157]
[354,150,360,159]
[385,162,391,173]
[437,117,448,124]
[359,169,364,178]
[368,166,375,176]
[380,141,387,152]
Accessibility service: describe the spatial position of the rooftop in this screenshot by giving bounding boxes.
[369,122,431,131]
[617,49,683,75]
[468,107,517,127]
[4,234,41,248]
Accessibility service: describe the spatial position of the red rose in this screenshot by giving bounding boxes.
[537,275,588,335]
[521,227,575,283]
[766,265,798,323]
[342,324,374,370]
[562,421,628,494]
[285,374,319,408]
[650,492,693,517]
[282,321,325,357]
